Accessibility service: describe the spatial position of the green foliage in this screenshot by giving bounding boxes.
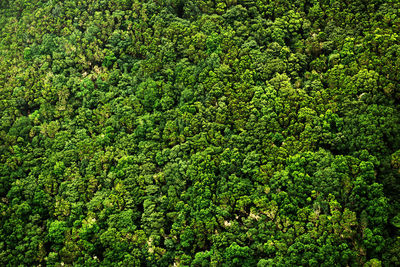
[1,0,400,266]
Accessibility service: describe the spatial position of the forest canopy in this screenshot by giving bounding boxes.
[1,0,400,266]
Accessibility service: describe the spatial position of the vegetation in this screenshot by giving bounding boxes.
[1,0,400,265]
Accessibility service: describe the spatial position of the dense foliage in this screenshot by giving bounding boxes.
[1,0,400,265]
